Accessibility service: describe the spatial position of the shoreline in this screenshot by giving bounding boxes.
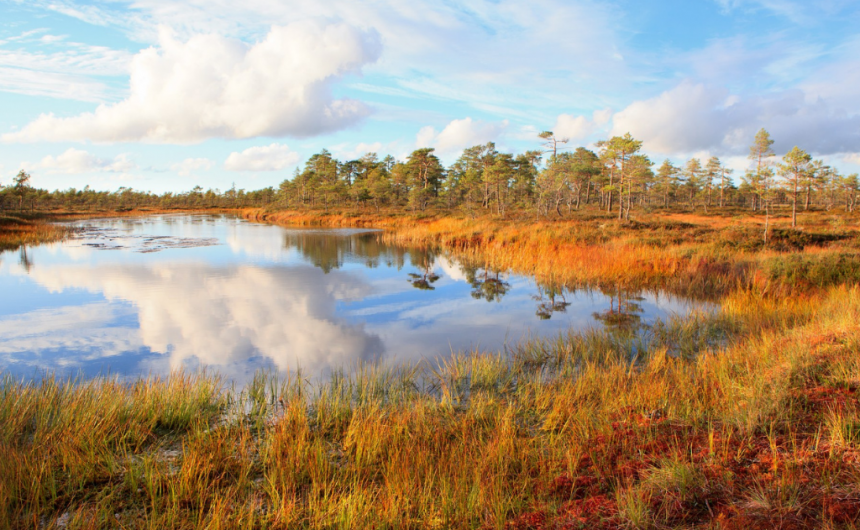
[2,208,860,528]
[2,286,858,528]
[241,207,860,299]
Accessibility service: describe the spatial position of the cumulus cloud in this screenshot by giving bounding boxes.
[29,148,136,174]
[609,80,860,156]
[224,143,300,172]
[2,22,381,144]
[170,157,213,177]
[331,141,391,161]
[551,109,612,141]
[416,117,508,155]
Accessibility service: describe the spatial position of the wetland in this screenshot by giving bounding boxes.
[0,214,706,382]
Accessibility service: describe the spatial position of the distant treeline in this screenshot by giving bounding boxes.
[0,180,277,212]
[2,129,858,219]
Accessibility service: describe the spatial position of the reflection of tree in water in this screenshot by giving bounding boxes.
[282,230,451,291]
[463,264,511,302]
[407,250,440,291]
[19,247,33,273]
[592,286,645,334]
[284,231,408,273]
[533,282,571,320]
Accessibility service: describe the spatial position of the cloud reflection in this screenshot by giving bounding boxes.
[0,303,143,370]
[24,263,385,375]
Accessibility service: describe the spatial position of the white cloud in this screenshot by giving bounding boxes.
[40,34,68,44]
[552,115,592,141]
[0,42,131,77]
[19,0,625,120]
[551,109,612,141]
[711,0,853,21]
[171,157,213,177]
[8,1,142,32]
[843,153,860,166]
[224,143,300,172]
[593,108,613,127]
[2,22,381,144]
[331,141,401,161]
[610,80,860,156]
[416,117,508,155]
[0,66,112,102]
[29,148,136,174]
[0,28,133,101]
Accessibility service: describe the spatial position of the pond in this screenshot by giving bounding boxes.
[0,214,708,382]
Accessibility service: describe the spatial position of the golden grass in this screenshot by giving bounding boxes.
[243,208,860,298]
[2,207,860,528]
[1,287,859,529]
[0,214,70,251]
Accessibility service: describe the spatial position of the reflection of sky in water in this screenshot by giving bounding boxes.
[0,215,711,382]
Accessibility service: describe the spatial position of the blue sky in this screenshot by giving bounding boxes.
[1,0,859,193]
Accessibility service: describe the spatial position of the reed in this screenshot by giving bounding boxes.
[2,285,859,528]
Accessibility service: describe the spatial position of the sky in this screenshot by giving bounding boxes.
[0,0,859,193]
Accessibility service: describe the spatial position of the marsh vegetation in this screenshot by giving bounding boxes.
[2,129,860,528]
[1,285,859,529]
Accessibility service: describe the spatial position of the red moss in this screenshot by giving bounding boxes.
[505,510,547,529]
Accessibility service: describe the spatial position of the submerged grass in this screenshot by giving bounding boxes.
[2,286,860,528]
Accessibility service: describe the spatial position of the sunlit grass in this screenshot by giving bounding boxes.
[2,286,859,528]
[244,208,860,299]
[3,207,860,527]
[0,214,70,251]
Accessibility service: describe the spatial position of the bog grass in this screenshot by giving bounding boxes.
[244,208,860,299]
[3,208,860,528]
[0,214,70,252]
[2,286,860,528]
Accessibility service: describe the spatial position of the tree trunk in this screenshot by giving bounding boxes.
[792,181,798,228]
[607,172,613,213]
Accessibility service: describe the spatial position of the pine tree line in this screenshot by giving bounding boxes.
[3,129,858,217]
[277,129,859,220]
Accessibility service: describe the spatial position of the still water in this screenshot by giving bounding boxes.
[1,215,706,381]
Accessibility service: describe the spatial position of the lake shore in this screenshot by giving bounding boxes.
[0,213,72,252]
[2,286,859,528]
[3,208,860,528]
[0,208,237,252]
[242,207,860,299]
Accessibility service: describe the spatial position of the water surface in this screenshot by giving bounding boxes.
[0,214,707,381]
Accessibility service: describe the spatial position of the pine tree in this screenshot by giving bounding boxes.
[749,129,776,242]
[778,146,812,228]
